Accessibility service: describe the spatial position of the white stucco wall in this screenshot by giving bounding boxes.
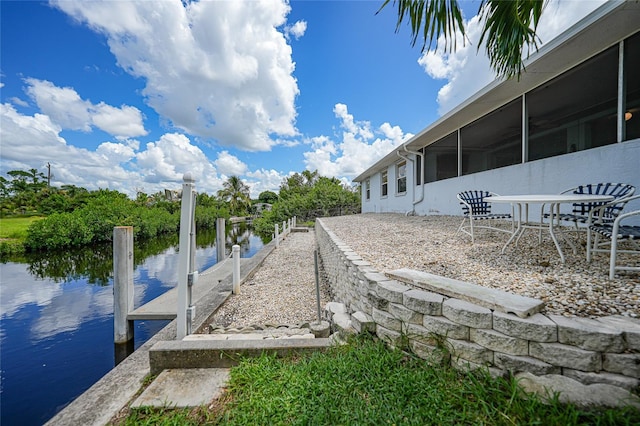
[361,139,640,221]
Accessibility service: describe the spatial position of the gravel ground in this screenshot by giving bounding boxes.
[321,214,639,319]
[208,230,331,328]
[208,214,638,327]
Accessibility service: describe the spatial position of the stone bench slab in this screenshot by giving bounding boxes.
[387,268,544,318]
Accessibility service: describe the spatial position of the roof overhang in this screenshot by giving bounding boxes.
[353,1,640,182]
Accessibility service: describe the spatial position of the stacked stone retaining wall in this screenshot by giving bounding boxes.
[315,218,640,393]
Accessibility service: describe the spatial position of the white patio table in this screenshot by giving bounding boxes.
[485,194,614,263]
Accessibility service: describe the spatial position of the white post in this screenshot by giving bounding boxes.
[232,244,241,294]
[293,216,297,227]
[275,223,279,247]
[113,226,134,344]
[282,221,286,238]
[177,173,196,340]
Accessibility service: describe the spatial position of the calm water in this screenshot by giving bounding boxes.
[0,223,265,426]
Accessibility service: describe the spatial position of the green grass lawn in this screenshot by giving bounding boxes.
[0,216,43,254]
[118,336,639,425]
[0,216,43,240]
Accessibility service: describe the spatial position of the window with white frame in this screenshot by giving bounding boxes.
[396,161,406,193]
[365,179,370,200]
[381,171,388,197]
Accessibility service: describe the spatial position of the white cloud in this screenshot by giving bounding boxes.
[92,103,147,140]
[303,104,412,179]
[214,151,248,176]
[285,20,307,40]
[245,168,287,197]
[0,103,226,197]
[418,0,607,116]
[24,78,147,138]
[52,0,299,151]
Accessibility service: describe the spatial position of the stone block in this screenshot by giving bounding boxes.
[515,372,640,409]
[351,311,376,334]
[529,342,601,372]
[376,325,403,348]
[364,272,390,287]
[494,353,561,376]
[442,298,492,329]
[367,292,389,310]
[550,315,625,353]
[406,323,438,345]
[596,315,640,351]
[469,328,528,356]
[325,302,346,315]
[332,312,354,333]
[376,280,411,303]
[403,289,444,315]
[387,268,544,318]
[450,358,506,378]
[602,353,640,378]
[447,338,494,365]
[388,303,423,324]
[372,308,402,332]
[493,312,557,342]
[411,340,450,366]
[563,369,640,391]
[423,315,470,340]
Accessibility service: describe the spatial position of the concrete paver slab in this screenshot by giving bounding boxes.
[132,368,230,408]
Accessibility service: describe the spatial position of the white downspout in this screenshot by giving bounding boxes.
[396,146,424,216]
[404,145,425,210]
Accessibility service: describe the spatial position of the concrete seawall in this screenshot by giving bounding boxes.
[45,237,277,426]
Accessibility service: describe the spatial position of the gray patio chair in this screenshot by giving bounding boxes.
[587,194,640,279]
[455,190,514,243]
[542,182,635,232]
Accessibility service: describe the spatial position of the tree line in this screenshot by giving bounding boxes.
[0,168,360,252]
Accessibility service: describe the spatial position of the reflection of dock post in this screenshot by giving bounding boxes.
[113,226,134,344]
[232,245,240,294]
[216,218,226,262]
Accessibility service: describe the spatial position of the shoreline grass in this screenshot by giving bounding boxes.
[116,335,639,425]
[0,216,43,255]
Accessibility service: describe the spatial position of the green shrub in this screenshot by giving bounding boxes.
[25,212,93,250]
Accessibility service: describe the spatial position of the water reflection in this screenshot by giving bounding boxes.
[0,223,264,426]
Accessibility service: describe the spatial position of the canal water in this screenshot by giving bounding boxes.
[0,223,265,426]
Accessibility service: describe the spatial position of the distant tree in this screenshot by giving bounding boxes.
[217,176,251,216]
[379,0,544,79]
[279,169,320,200]
[257,190,279,205]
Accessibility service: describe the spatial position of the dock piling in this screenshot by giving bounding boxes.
[114,226,134,344]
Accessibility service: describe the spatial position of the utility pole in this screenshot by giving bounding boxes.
[47,162,51,187]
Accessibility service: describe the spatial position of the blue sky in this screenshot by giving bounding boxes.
[1,0,605,198]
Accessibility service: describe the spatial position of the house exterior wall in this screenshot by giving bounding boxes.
[361,138,640,219]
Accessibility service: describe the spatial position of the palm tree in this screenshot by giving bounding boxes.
[217,176,251,216]
[379,0,544,78]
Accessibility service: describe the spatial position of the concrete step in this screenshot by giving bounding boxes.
[132,368,230,408]
[149,337,333,374]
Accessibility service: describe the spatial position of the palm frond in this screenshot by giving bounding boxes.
[378,0,466,53]
[478,0,545,78]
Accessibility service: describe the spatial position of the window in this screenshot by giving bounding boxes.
[423,132,458,183]
[365,179,370,200]
[528,44,618,161]
[396,161,407,194]
[461,99,522,175]
[381,171,388,197]
[625,31,640,141]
